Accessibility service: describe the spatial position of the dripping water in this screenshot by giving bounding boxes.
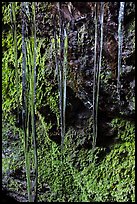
[117,2,125,99]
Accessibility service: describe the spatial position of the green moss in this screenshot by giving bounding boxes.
[111,118,135,142]
[2,158,11,174]
[37,118,134,202]
[3,113,134,202]
[36,118,135,202]
[79,118,135,202]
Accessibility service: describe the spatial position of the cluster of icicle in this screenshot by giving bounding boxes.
[53,2,68,150]
[92,2,125,148]
[10,2,38,202]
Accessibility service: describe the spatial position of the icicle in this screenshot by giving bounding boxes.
[57,3,68,200]
[117,2,125,98]
[92,3,98,149]
[31,2,38,202]
[95,2,104,147]
[58,2,65,149]
[92,2,104,149]
[22,2,32,202]
[63,27,68,140]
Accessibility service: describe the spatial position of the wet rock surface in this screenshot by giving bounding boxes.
[64,2,135,149]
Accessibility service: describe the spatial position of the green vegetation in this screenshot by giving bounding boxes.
[2,109,135,202]
[82,119,135,202]
[35,117,134,202]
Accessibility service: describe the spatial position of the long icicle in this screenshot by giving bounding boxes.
[59,2,65,149]
[93,2,104,149]
[92,3,98,149]
[22,2,32,202]
[117,2,125,99]
[95,2,104,148]
[63,27,67,143]
[58,2,66,200]
[32,2,38,202]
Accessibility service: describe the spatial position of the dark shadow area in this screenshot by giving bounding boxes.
[1,189,19,203]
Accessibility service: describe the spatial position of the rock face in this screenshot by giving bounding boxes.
[4,2,134,147]
[61,2,135,147]
[23,2,134,147]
